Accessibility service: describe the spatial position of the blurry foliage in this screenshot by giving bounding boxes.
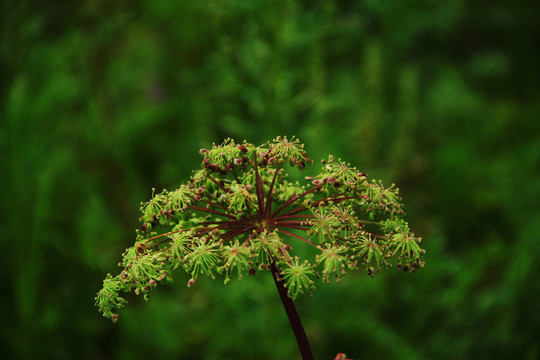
[1,0,539,359]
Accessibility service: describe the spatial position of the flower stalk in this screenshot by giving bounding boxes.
[95,136,425,358]
[270,261,314,360]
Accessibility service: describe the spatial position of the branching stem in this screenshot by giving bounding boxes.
[207,174,230,193]
[270,185,322,218]
[275,228,318,247]
[264,167,281,217]
[253,153,266,220]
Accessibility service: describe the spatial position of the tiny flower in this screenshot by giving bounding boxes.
[402,265,409,271]
[97,135,424,349]
[237,144,248,153]
[157,273,167,281]
[324,176,335,184]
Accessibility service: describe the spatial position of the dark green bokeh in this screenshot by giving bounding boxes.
[2,1,539,359]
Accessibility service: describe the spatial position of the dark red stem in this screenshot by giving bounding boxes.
[274,228,318,247]
[270,185,322,218]
[253,153,266,220]
[264,167,280,217]
[206,173,231,193]
[231,167,241,183]
[277,195,354,219]
[270,261,314,360]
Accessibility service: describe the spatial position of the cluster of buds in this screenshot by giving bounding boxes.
[96,136,424,322]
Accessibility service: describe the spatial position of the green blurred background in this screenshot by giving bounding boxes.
[2,1,539,359]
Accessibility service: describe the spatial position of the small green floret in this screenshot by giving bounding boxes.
[95,274,128,322]
[315,244,352,282]
[222,241,253,284]
[184,238,221,279]
[281,257,315,298]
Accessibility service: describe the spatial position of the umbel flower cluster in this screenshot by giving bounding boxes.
[96,136,425,322]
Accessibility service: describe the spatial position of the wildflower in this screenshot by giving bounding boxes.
[96,136,424,321]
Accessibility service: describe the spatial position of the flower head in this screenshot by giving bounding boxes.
[96,137,425,321]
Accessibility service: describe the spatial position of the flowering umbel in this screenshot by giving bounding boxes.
[95,136,425,322]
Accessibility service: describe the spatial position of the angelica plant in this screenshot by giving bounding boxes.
[95,136,425,359]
